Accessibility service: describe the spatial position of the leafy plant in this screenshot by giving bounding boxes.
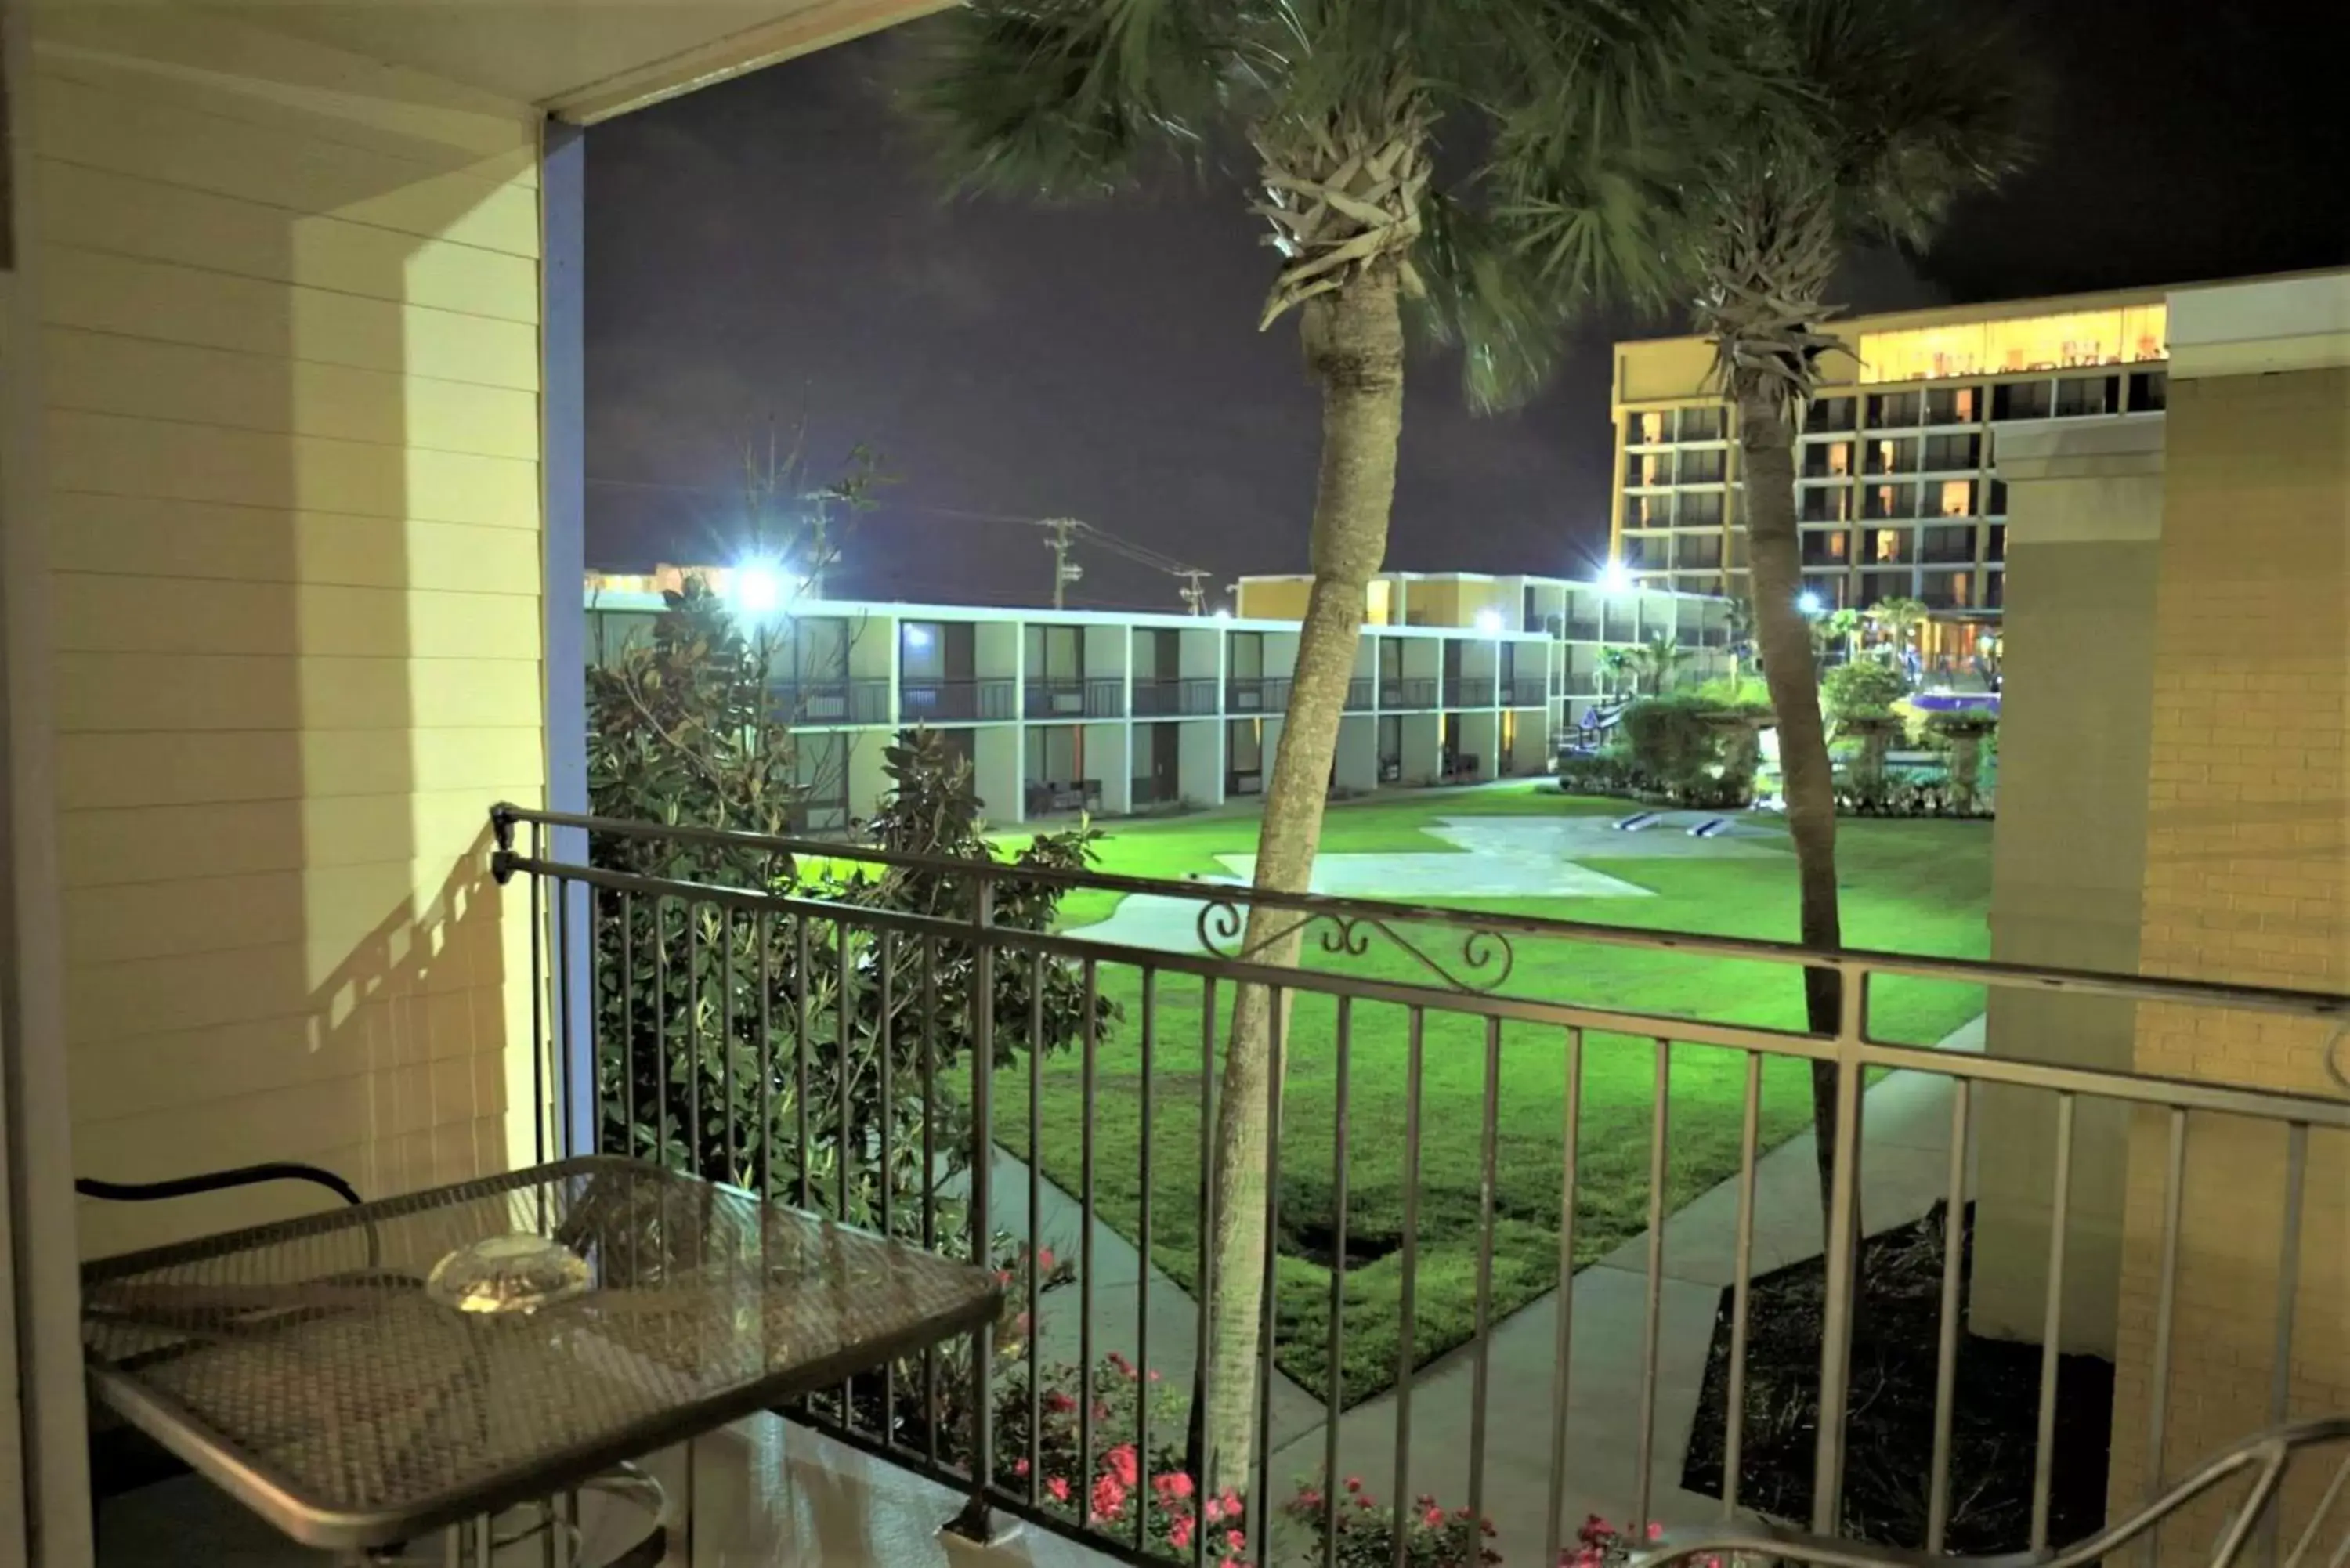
[590,594,1115,1244]
[1820,660,1911,725]
[1283,1477,1499,1567]
[1619,695,1759,807]
[1632,631,1692,695]
[1554,749,1644,798]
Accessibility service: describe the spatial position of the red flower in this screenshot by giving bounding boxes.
[1154,1471,1195,1500]
[1168,1515,1195,1550]
[1423,1506,1448,1528]
[1344,1476,1364,1494]
[1204,1497,1226,1524]
[1106,1350,1137,1379]
[994,1269,1014,1286]
[1036,1248,1054,1271]
[1225,1529,1247,1552]
[1044,1390,1077,1415]
[1646,1522,1665,1542]
[1012,1458,1029,1479]
[1296,1488,1324,1510]
[1046,1476,1070,1504]
[1104,1444,1139,1487]
[1090,1473,1126,1523]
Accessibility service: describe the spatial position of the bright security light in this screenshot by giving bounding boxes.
[1597,560,1635,594]
[732,561,786,616]
[1798,591,1824,616]
[1473,607,1504,634]
[1212,606,1235,621]
[905,623,934,650]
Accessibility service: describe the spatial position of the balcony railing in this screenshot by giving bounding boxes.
[495,804,2350,1568]
[773,677,891,725]
[898,677,1017,723]
[1025,677,1126,720]
[1130,677,1219,717]
[1345,677,1373,711]
[1381,676,1437,710]
[1224,676,1291,714]
[1442,675,1496,706]
[1506,676,1549,707]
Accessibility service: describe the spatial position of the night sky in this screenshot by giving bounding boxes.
[584,0,2347,611]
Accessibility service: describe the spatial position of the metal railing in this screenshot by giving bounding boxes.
[1345,677,1374,712]
[1131,677,1220,718]
[1507,676,1549,707]
[1026,677,1126,720]
[772,677,891,726]
[1380,677,1437,710]
[899,677,1017,723]
[1226,677,1292,714]
[492,804,2350,1568]
[1443,675,1497,707]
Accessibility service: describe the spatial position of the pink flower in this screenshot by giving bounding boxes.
[1423,1506,1447,1528]
[1012,1313,1031,1336]
[1168,1515,1195,1550]
[1344,1476,1364,1494]
[1358,1496,1376,1511]
[1217,1490,1242,1521]
[1226,1529,1246,1552]
[1205,1497,1226,1524]
[1044,1390,1076,1415]
[995,1269,1014,1286]
[1036,1248,1055,1271]
[1154,1471,1195,1501]
[1106,1350,1137,1379]
[1296,1488,1323,1510]
[1104,1444,1139,1487]
[1013,1458,1029,1479]
[1090,1473,1126,1523]
[1647,1522,1665,1542]
[1046,1476,1069,1505]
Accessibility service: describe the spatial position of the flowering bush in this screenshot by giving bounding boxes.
[1283,1476,1499,1567]
[1567,1516,1755,1568]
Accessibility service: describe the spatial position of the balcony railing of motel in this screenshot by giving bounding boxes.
[1026,677,1128,721]
[1442,675,1497,707]
[1507,675,1549,707]
[1224,676,1292,714]
[1131,677,1220,718]
[899,677,1018,724]
[1344,677,1374,711]
[771,677,892,726]
[1380,676,1438,710]
[490,802,2350,1568]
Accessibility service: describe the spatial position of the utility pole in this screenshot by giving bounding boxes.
[1177,570,1211,616]
[1041,517,1084,610]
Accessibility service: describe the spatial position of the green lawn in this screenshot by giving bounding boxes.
[992,785,1991,1406]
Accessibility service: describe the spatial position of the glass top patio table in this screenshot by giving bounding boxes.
[81,1156,1000,1552]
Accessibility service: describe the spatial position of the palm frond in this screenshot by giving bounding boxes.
[912,0,1238,197]
[1406,187,1575,412]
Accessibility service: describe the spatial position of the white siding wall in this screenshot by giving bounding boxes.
[26,12,548,1257]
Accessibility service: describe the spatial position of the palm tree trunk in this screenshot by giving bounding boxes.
[1737,387,1849,1238]
[1199,264,1404,1487]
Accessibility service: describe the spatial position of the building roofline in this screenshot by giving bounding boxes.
[580,589,1556,639]
[1611,263,2350,357]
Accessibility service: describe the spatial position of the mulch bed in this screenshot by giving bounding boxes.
[1680,1201,2114,1554]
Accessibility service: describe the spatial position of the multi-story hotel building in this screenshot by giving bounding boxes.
[586,570,1570,829]
[1610,284,2175,663]
[1235,569,1732,733]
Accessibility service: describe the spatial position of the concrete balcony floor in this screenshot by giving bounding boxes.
[97,1415,1117,1567]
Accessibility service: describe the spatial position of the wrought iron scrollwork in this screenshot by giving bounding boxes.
[1191,897,1517,995]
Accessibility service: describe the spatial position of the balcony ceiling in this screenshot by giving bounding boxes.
[203,0,949,121]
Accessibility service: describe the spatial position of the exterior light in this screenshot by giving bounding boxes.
[1798,591,1824,617]
[731,561,786,616]
[1597,560,1634,594]
[1473,608,1504,634]
[1212,606,1234,621]
[905,623,933,649]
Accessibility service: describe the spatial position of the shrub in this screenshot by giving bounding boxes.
[1821,659,1910,724]
[1283,1478,1499,1567]
[1690,674,1773,714]
[1619,696,1759,808]
[1554,749,1643,797]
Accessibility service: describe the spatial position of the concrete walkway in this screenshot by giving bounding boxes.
[989,1013,1983,1559]
[1264,1013,1984,1551]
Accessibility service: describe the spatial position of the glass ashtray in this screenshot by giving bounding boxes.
[425,1234,591,1317]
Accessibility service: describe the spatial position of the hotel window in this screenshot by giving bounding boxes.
[2054,375,2120,417]
[1922,433,1980,471]
[1935,480,1976,517]
[1634,410,1670,445]
[1804,396,1856,432]
[1800,484,1853,522]
[1802,440,1853,478]
[1866,437,1919,475]
[1678,406,1726,441]
[1674,533,1723,570]
[1678,448,1726,483]
[1987,525,2007,560]
[1867,390,1922,427]
[1921,524,1976,563]
[1618,535,1657,569]
[1992,379,2053,421]
[1864,483,1919,521]
[1625,450,1675,486]
[1626,493,1673,528]
[1801,529,1851,566]
[1861,568,1911,604]
[1919,570,1973,609]
[1986,570,2005,609]
[1678,490,1725,527]
[2128,370,2169,411]
[1987,479,2009,515]
[1869,528,1911,564]
[1925,386,1979,425]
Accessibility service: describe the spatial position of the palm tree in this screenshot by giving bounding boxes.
[920,0,1731,1479]
[1866,593,1930,672]
[1598,643,1640,698]
[1634,631,1691,695]
[1723,594,1756,686]
[1682,0,2026,1225]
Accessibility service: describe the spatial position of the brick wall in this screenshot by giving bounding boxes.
[2111,365,2350,1553]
